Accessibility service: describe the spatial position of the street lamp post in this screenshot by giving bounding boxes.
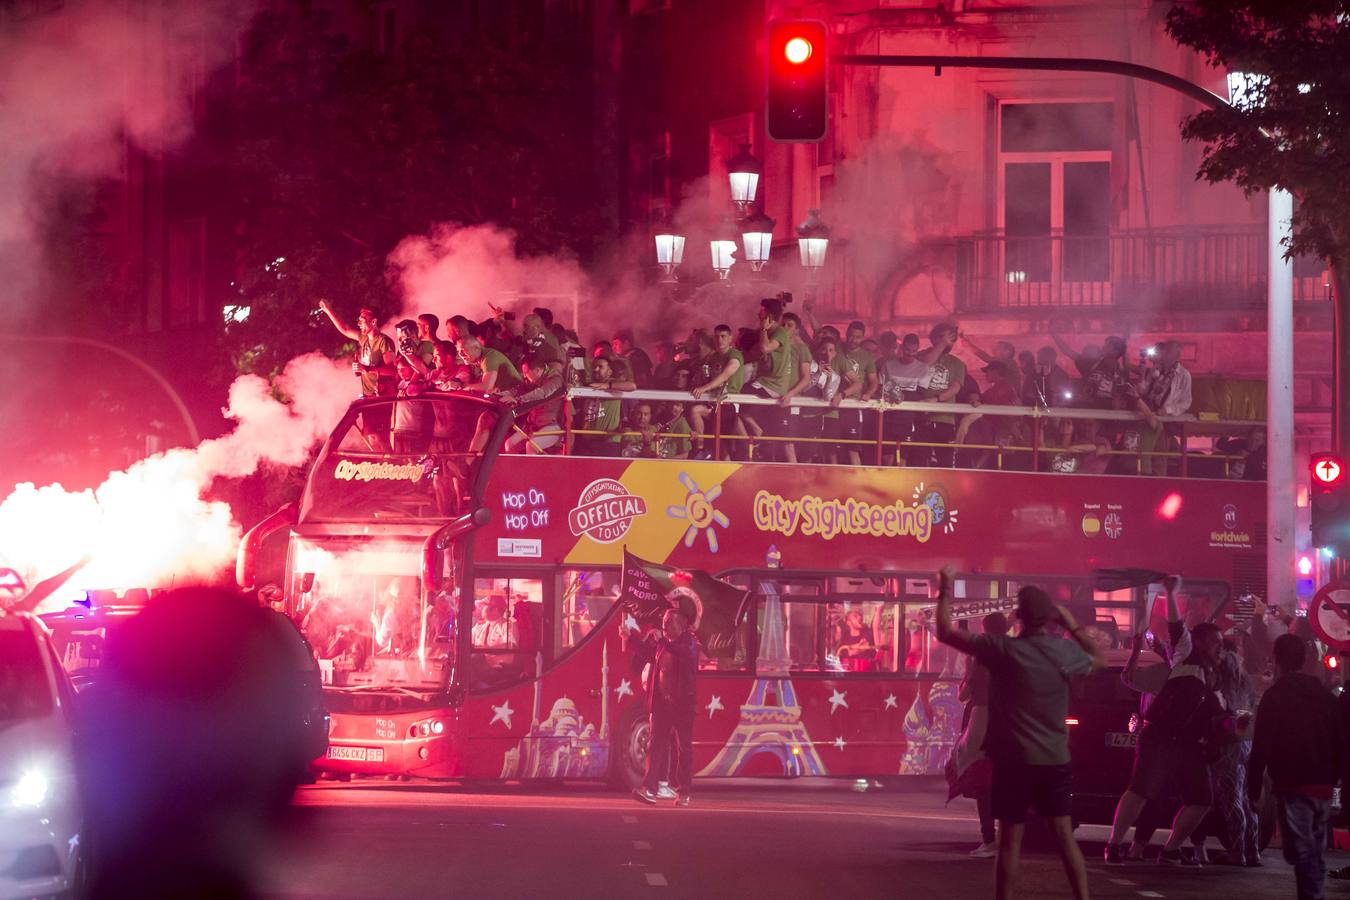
[710,216,739,281]
[654,219,686,284]
[740,210,776,273]
[726,144,763,218]
[796,208,830,280]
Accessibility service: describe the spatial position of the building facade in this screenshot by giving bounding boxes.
[610,0,1330,453]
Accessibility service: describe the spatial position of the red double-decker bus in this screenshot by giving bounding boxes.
[237,390,1263,785]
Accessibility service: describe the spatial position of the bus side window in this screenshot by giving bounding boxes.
[470,576,543,690]
[558,569,621,654]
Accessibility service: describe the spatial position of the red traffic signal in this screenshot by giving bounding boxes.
[1311,452,1350,550]
[766,19,829,143]
[1313,453,1345,486]
[784,36,813,65]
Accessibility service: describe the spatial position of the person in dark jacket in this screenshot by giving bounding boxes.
[1105,620,1224,866]
[1249,634,1347,900]
[634,609,700,807]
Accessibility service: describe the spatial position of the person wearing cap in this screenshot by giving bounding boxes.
[935,567,1103,900]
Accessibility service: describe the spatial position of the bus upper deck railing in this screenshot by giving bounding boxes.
[552,387,1264,478]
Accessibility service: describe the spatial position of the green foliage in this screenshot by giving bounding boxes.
[205,7,601,376]
[1166,1,1350,262]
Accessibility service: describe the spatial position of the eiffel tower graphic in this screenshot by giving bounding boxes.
[699,546,827,777]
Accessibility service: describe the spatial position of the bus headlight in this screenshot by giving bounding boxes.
[409,718,447,739]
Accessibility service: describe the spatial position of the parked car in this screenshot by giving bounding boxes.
[0,610,85,900]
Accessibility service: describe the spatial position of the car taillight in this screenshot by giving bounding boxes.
[1064,717,1080,726]
[1128,713,1140,734]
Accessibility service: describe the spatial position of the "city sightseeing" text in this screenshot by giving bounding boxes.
[752,489,934,542]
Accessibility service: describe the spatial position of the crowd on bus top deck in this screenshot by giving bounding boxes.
[317,295,1265,478]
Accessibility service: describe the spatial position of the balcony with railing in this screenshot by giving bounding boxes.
[954,226,1330,313]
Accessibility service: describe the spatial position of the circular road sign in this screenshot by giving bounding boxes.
[1314,457,1344,485]
[1310,582,1350,651]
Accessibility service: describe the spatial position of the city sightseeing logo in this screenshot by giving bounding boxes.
[666,472,730,553]
[333,459,424,483]
[568,478,648,544]
[912,481,960,535]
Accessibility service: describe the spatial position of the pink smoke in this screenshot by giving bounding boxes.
[387,223,589,328]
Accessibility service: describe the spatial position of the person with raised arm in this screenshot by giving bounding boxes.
[318,300,397,399]
[935,565,1101,900]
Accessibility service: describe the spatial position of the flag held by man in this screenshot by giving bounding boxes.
[620,548,748,661]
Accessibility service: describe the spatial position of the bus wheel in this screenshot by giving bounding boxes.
[609,704,650,791]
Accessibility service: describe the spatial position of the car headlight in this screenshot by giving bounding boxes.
[10,769,49,809]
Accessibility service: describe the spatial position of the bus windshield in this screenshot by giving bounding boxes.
[287,536,456,693]
[302,395,499,523]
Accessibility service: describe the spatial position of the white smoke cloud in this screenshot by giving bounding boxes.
[0,353,352,605]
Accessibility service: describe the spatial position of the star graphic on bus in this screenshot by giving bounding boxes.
[489,700,515,729]
[666,471,731,553]
[912,481,960,535]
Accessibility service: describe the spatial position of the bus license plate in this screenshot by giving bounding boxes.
[327,745,385,762]
[1105,732,1137,748]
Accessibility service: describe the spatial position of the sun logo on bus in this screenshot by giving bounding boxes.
[912,482,960,535]
[666,471,731,553]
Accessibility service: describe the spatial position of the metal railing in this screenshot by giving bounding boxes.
[553,387,1263,478]
[954,226,1330,312]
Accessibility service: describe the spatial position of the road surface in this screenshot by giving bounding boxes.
[259,778,1339,899]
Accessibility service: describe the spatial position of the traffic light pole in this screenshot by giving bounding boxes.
[834,52,1297,611]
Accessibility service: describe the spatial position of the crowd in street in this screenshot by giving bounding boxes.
[317,295,1265,477]
[938,575,1350,900]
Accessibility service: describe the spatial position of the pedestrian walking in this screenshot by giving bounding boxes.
[935,567,1104,900]
[1193,644,1259,866]
[946,612,1010,859]
[1248,634,1347,900]
[633,608,699,807]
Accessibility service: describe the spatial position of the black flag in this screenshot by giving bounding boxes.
[619,548,748,660]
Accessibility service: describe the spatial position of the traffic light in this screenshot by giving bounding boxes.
[766,19,828,143]
[1310,452,1350,549]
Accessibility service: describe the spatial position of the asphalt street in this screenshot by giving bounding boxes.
[259,779,1344,899]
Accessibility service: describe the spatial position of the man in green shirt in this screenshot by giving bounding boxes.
[457,335,522,393]
[836,320,880,466]
[572,354,634,456]
[935,566,1102,900]
[915,322,967,467]
[690,324,747,460]
[745,297,794,461]
[318,300,397,450]
[775,313,817,465]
